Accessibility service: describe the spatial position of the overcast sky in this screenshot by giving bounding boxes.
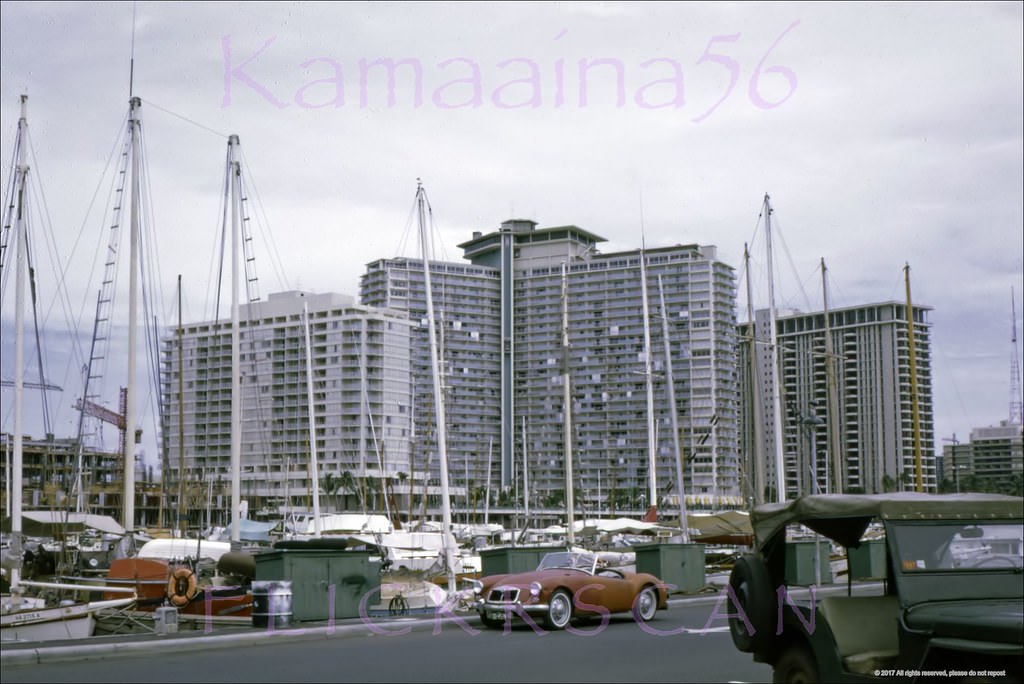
[1,1,1022,469]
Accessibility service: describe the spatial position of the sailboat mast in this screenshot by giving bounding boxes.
[123,96,142,531]
[821,259,842,494]
[904,263,923,492]
[561,261,575,546]
[11,95,29,587]
[639,248,657,512]
[229,135,242,544]
[521,417,529,530]
[176,275,185,535]
[484,437,492,525]
[744,245,766,505]
[657,276,688,541]
[764,194,787,503]
[416,182,455,592]
[303,302,322,536]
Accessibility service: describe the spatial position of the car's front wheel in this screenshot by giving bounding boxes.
[632,585,658,622]
[772,643,818,683]
[544,589,573,630]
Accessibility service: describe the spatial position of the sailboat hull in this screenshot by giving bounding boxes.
[1,596,134,642]
[1,603,95,642]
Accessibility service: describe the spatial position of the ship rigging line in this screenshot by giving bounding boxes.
[143,100,230,140]
[238,146,290,292]
[739,198,814,319]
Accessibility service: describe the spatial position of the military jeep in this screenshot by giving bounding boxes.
[727,493,1023,683]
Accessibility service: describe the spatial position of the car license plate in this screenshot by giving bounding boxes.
[488,611,504,621]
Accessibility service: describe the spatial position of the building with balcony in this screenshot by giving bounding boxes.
[159,291,414,523]
[738,302,937,500]
[360,219,740,515]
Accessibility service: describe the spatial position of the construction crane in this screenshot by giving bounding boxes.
[1,379,61,438]
[75,387,141,459]
[0,380,61,390]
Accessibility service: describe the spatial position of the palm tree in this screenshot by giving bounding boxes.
[321,472,335,513]
[339,470,360,511]
[396,471,409,519]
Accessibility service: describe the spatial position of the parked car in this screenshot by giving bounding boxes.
[727,493,1023,683]
[472,550,668,630]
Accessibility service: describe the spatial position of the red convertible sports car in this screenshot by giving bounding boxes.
[472,550,669,630]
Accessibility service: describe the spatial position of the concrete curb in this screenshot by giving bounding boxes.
[2,619,385,666]
[3,583,868,666]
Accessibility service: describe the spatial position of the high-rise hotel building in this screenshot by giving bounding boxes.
[738,302,936,501]
[360,219,741,513]
[160,291,414,519]
[158,220,938,518]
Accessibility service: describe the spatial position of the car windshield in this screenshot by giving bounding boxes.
[536,552,597,574]
[890,521,1024,572]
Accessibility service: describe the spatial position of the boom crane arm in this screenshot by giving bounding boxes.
[74,387,140,459]
[75,396,126,430]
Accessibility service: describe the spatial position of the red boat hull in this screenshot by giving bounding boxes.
[105,557,252,618]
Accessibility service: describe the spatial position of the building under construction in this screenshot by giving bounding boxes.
[0,433,161,525]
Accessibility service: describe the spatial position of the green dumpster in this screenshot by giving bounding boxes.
[784,539,832,585]
[254,546,380,622]
[848,539,887,579]
[480,546,565,577]
[634,543,706,594]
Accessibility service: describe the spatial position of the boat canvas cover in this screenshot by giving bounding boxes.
[575,518,676,536]
[208,519,279,542]
[349,530,458,554]
[301,513,393,536]
[137,538,232,562]
[687,510,753,542]
[1,511,126,537]
[752,493,1024,550]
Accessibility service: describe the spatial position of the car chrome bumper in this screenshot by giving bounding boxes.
[476,599,549,619]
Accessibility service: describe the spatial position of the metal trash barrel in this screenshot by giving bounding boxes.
[252,580,293,628]
[154,606,179,635]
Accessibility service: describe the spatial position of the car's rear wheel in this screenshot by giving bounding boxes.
[772,643,818,683]
[544,589,573,630]
[632,585,658,622]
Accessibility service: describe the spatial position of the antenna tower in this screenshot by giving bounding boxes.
[1011,288,1023,425]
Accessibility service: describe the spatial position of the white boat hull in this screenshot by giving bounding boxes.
[1,603,95,642]
[2,595,135,642]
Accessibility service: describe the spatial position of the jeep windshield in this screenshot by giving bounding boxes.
[890,521,1023,572]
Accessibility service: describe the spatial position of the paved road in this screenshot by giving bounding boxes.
[2,597,774,683]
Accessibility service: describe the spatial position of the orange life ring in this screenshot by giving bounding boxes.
[167,566,198,607]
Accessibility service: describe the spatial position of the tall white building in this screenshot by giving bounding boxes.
[739,301,936,500]
[160,291,414,521]
[361,219,740,514]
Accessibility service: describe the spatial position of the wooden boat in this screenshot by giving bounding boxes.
[104,548,254,621]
